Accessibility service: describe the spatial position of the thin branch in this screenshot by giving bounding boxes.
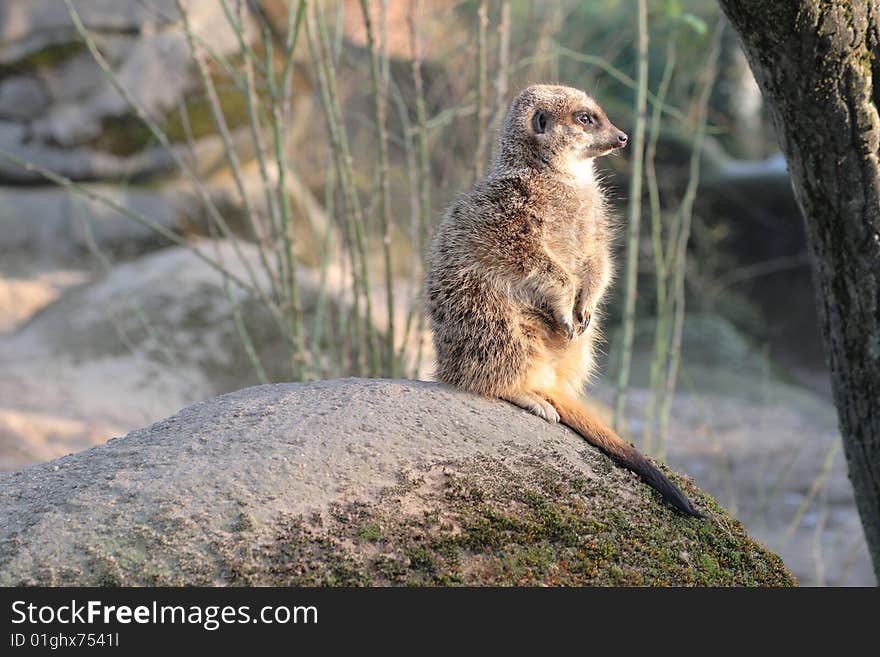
[176,0,281,305]
[643,39,676,457]
[473,0,489,181]
[613,0,649,433]
[264,0,309,379]
[487,0,511,144]
[360,0,396,376]
[407,0,431,379]
[657,20,724,458]
[62,0,287,336]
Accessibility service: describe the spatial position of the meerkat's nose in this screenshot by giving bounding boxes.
[616,131,629,147]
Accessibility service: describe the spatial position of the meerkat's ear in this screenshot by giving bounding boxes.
[531,110,548,135]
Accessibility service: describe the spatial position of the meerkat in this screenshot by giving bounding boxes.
[425,83,701,517]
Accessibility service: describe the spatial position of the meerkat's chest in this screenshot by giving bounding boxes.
[542,193,605,263]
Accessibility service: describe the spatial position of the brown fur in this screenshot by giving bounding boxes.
[425,84,700,517]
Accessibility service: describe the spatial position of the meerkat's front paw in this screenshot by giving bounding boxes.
[544,277,579,340]
[573,287,594,336]
[575,309,592,335]
[553,309,577,340]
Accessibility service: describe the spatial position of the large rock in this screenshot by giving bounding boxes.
[0,0,250,182]
[0,1,218,64]
[0,240,346,472]
[0,182,196,255]
[0,259,90,335]
[0,378,796,586]
[0,156,317,258]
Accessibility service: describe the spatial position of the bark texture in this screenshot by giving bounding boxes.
[718,0,880,578]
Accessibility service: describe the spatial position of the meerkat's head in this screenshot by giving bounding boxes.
[492,84,628,180]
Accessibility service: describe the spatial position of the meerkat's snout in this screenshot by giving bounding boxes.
[571,102,628,159]
[589,120,628,157]
[585,127,628,158]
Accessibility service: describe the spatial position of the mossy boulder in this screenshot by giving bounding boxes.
[0,378,796,586]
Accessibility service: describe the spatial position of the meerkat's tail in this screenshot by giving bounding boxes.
[546,389,703,518]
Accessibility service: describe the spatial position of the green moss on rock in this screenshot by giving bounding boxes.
[0,408,797,586]
[218,455,797,587]
[88,84,252,156]
[0,41,87,77]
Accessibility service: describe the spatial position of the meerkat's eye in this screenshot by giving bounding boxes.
[532,110,548,134]
[575,112,595,126]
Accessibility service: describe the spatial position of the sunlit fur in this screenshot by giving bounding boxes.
[425,84,701,517]
[426,84,620,399]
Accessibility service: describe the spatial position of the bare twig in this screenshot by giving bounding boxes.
[487,0,511,144]
[473,0,489,181]
[778,441,839,551]
[62,0,290,345]
[360,0,396,376]
[305,3,373,375]
[408,0,431,379]
[642,39,676,457]
[613,0,649,433]
[657,21,724,458]
[264,0,309,380]
[176,0,281,304]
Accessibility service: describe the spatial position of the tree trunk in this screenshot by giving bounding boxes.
[717,0,880,580]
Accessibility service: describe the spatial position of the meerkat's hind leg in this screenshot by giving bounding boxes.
[502,391,560,423]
